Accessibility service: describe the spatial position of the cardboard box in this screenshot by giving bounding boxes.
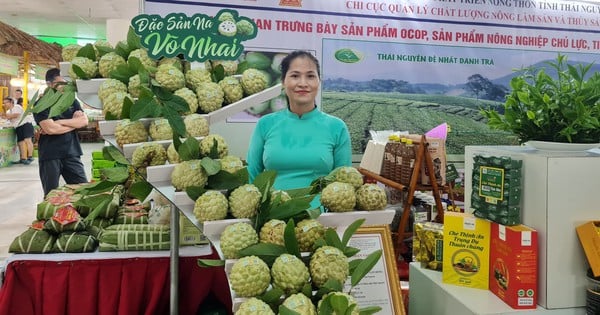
[442,212,491,289]
[489,223,538,309]
[360,140,386,175]
[576,221,600,277]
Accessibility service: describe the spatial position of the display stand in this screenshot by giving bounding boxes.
[358,135,446,253]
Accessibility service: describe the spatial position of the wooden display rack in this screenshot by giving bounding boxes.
[358,134,445,254]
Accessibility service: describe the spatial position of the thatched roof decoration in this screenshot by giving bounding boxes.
[0,20,62,67]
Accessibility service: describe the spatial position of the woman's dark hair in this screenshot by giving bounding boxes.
[280,50,320,81]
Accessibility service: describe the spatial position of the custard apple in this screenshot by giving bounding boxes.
[235,297,274,315]
[271,53,288,75]
[240,68,268,95]
[318,292,360,315]
[217,11,236,22]
[218,20,237,37]
[128,48,157,68]
[220,155,244,174]
[93,39,112,50]
[236,20,256,37]
[61,44,82,62]
[333,166,364,190]
[295,219,325,252]
[183,114,209,137]
[229,256,270,297]
[220,222,259,259]
[270,189,291,206]
[98,52,126,78]
[98,79,127,102]
[271,254,310,294]
[229,184,261,218]
[174,87,199,114]
[156,64,185,91]
[309,246,349,288]
[321,182,356,212]
[185,68,212,91]
[218,76,244,104]
[211,60,238,76]
[281,293,316,315]
[148,118,173,141]
[101,91,132,119]
[158,57,183,71]
[114,119,148,147]
[200,134,228,158]
[166,142,181,164]
[171,160,208,191]
[128,74,146,98]
[356,184,387,211]
[69,57,98,79]
[131,143,167,174]
[196,82,224,113]
[193,190,228,222]
[259,219,286,246]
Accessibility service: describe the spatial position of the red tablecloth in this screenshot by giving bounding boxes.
[0,252,232,315]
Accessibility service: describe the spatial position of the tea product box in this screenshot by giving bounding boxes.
[489,223,538,309]
[471,155,523,226]
[576,221,600,277]
[442,212,491,289]
[413,221,444,271]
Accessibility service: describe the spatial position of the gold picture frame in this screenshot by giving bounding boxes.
[349,225,405,315]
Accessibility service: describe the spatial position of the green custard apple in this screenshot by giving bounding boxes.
[211,60,239,76]
[229,256,270,297]
[128,74,144,98]
[295,219,325,252]
[166,142,181,164]
[217,11,235,22]
[69,56,98,79]
[220,155,244,174]
[200,134,228,158]
[174,87,199,114]
[98,79,127,102]
[259,219,286,246]
[193,190,228,222]
[148,118,173,141]
[270,190,291,206]
[158,57,183,71]
[220,222,259,259]
[235,297,274,315]
[101,91,132,119]
[240,68,268,95]
[171,159,208,191]
[218,76,244,104]
[61,44,82,62]
[196,82,224,113]
[309,246,349,288]
[185,68,212,91]
[228,184,261,218]
[321,182,356,212]
[271,253,310,294]
[281,293,316,315]
[98,52,126,78]
[236,20,256,37]
[183,114,209,137]
[333,166,364,190]
[355,183,387,211]
[114,119,148,147]
[131,143,167,175]
[156,64,185,91]
[128,48,157,69]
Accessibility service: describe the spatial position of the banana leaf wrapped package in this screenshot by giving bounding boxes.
[44,205,86,234]
[99,226,170,251]
[9,226,56,254]
[53,231,98,253]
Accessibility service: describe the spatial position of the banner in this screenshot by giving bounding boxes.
[144,0,600,154]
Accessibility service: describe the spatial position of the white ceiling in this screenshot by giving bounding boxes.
[0,0,141,41]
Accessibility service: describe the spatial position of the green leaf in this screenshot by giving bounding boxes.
[128,181,153,201]
[348,258,363,274]
[267,198,314,221]
[102,146,129,165]
[101,166,129,183]
[48,90,76,118]
[207,170,245,190]
[279,305,301,315]
[76,43,97,61]
[238,243,287,265]
[178,136,200,161]
[71,64,90,80]
[318,294,334,314]
[95,45,114,57]
[74,194,112,212]
[343,246,360,258]
[330,294,349,314]
[77,180,119,195]
[358,306,383,315]
[341,219,365,249]
[351,250,382,286]
[127,26,142,50]
[260,287,284,304]
[82,198,110,223]
[131,98,160,120]
[109,63,135,84]
[185,186,206,201]
[197,259,225,267]
[114,40,131,59]
[128,56,143,73]
[284,219,301,257]
[301,283,313,298]
[121,96,133,119]
[161,105,187,138]
[32,88,58,113]
[253,170,277,195]
[201,157,221,176]
[211,64,225,82]
[324,228,343,250]
[306,207,322,219]
[164,95,190,114]
[316,279,343,295]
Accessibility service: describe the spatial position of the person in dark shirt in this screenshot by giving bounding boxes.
[34,68,89,196]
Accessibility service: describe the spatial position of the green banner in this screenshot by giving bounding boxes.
[0,53,19,76]
[478,166,504,201]
[131,9,257,62]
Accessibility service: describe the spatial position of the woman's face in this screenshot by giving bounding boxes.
[282,56,320,108]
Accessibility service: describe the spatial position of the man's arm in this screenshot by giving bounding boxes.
[54,110,89,129]
[39,119,76,135]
